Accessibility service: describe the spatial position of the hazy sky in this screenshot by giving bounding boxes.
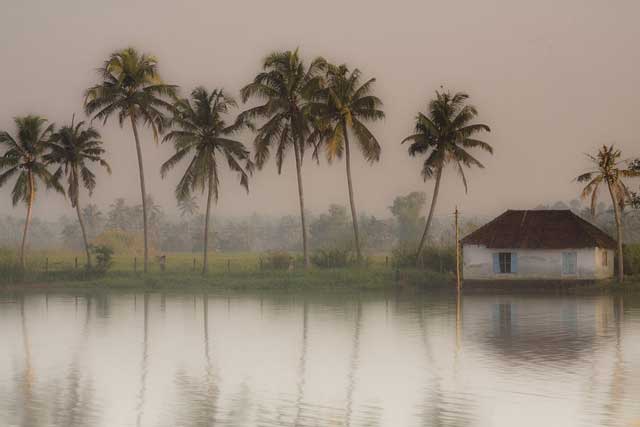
[1,0,639,221]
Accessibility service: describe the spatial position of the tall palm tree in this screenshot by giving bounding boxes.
[240,49,326,268]
[0,116,63,269]
[311,64,384,262]
[161,87,253,274]
[576,145,640,282]
[402,91,492,265]
[84,47,177,273]
[45,117,111,268]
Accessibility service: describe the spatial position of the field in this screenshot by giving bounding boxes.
[0,249,452,290]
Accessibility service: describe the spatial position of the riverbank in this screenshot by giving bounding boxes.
[0,266,453,291]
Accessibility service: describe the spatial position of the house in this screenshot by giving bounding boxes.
[461,210,616,281]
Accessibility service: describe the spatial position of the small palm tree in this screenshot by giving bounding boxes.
[178,195,199,219]
[161,87,253,274]
[311,64,384,262]
[45,117,111,268]
[402,91,492,265]
[0,116,64,268]
[240,49,326,268]
[576,145,640,282]
[84,47,177,273]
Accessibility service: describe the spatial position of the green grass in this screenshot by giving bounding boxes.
[0,250,449,290]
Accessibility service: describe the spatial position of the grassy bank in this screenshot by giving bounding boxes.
[0,250,452,291]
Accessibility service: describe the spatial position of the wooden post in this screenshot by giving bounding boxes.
[455,207,462,291]
[134,257,137,273]
[385,256,389,267]
[75,257,78,269]
[45,257,49,273]
[193,258,196,271]
[227,259,231,273]
[260,258,263,271]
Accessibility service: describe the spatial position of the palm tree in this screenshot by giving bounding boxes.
[576,145,640,282]
[84,47,177,273]
[311,64,384,262]
[0,116,64,269]
[240,49,326,268]
[161,87,253,274]
[402,91,492,265]
[178,195,199,219]
[45,117,111,268]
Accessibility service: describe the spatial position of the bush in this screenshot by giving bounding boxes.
[623,244,640,276]
[311,248,354,268]
[263,251,293,270]
[91,245,114,274]
[91,230,150,256]
[392,243,456,272]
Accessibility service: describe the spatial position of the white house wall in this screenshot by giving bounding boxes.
[462,244,614,280]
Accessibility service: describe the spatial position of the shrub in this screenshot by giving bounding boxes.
[623,244,640,276]
[91,245,114,274]
[311,248,354,268]
[263,251,293,270]
[392,243,456,272]
[91,230,150,256]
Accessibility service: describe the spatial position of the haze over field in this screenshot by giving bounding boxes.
[1,0,639,220]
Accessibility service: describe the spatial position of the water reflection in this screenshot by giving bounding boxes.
[0,291,639,427]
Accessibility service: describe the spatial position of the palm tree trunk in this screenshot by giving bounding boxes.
[293,138,310,268]
[342,121,362,263]
[130,115,149,274]
[75,199,91,268]
[19,172,35,270]
[416,167,443,267]
[203,171,214,275]
[607,181,624,282]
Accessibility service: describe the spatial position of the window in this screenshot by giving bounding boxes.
[499,252,512,273]
[602,250,608,267]
[493,252,517,274]
[562,252,577,275]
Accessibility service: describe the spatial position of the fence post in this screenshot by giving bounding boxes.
[259,258,263,271]
[134,257,137,273]
[45,257,49,274]
[227,259,231,273]
[75,257,78,269]
[193,258,196,272]
[385,256,389,267]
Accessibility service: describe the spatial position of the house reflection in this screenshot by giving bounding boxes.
[463,295,621,362]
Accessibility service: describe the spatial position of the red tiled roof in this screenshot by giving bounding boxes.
[461,210,616,249]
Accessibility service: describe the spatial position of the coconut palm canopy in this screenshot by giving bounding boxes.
[45,119,111,207]
[84,47,177,139]
[161,87,253,201]
[0,115,63,205]
[402,91,492,191]
[576,145,640,213]
[239,49,326,172]
[311,64,385,163]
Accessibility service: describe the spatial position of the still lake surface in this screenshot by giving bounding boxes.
[1,290,639,427]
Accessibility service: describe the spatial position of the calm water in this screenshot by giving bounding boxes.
[1,290,639,427]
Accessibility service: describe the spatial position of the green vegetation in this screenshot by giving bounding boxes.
[402,91,492,265]
[240,49,327,268]
[84,47,177,274]
[0,249,450,290]
[0,116,64,269]
[45,118,111,268]
[310,64,385,263]
[161,87,253,274]
[1,45,639,290]
[576,145,640,282]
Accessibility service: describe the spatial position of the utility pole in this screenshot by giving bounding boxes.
[455,207,461,291]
